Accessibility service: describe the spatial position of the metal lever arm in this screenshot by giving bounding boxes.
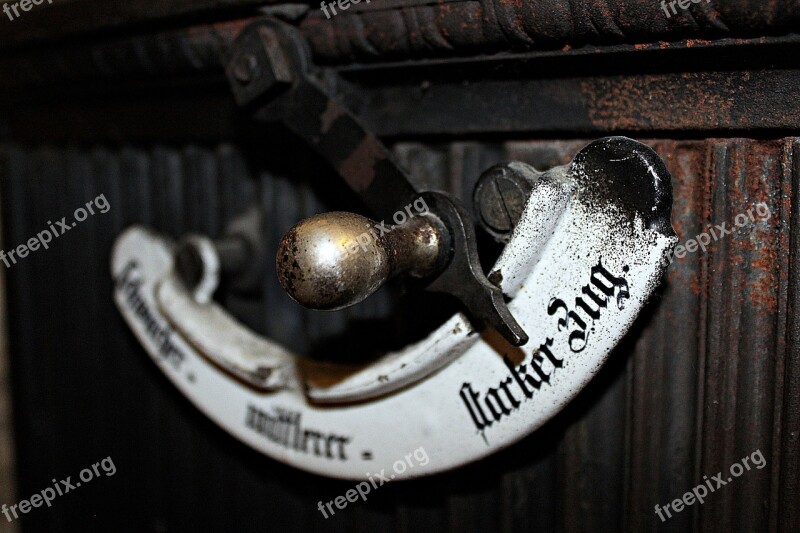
[225,19,528,346]
[226,19,416,221]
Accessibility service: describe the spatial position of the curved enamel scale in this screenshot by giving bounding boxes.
[111,137,676,479]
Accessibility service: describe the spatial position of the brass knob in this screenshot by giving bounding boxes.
[277,211,449,310]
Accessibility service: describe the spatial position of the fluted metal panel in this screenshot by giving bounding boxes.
[0,189,18,533]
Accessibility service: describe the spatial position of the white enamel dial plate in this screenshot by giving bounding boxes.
[111,138,677,479]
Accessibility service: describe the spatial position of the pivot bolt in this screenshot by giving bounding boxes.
[233,54,260,85]
[473,162,537,238]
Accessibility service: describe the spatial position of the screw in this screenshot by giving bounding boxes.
[233,54,260,85]
[473,165,533,234]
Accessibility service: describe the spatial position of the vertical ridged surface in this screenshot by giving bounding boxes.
[0,176,18,533]
[1,138,797,532]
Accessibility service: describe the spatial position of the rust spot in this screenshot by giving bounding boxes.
[482,326,526,365]
[336,138,387,192]
[320,99,344,135]
[299,358,368,390]
[582,74,736,131]
[749,243,777,315]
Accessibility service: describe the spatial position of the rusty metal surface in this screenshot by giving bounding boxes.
[1,2,800,90]
[343,58,800,135]
[0,2,798,138]
[3,48,800,142]
[629,138,797,533]
[2,0,800,64]
[2,137,798,531]
[301,0,800,63]
[2,28,799,140]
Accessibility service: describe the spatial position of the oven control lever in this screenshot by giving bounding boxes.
[225,18,528,345]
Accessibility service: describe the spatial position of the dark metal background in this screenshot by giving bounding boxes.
[0,1,798,532]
